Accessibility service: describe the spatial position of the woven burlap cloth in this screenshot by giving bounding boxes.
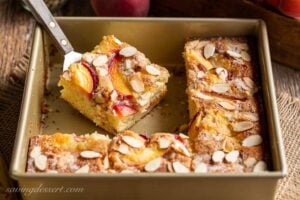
[0,55,299,200]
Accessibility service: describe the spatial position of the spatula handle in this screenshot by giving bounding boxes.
[23,0,73,54]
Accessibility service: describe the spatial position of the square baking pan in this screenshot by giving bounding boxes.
[10,18,287,200]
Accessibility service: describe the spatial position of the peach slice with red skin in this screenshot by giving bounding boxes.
[108,53,132,96]
[113,103,137,118]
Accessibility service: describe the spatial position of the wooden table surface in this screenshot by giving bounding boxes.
[0,0,299,99]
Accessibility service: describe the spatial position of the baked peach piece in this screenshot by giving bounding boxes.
[59,35,170,134]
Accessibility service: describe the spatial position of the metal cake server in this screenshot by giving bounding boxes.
[24,0,82,71]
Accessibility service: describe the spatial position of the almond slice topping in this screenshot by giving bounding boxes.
[145,157,162,172]
[34,155,47,171]
[172,161,190,173]
[253,161,267,172]
[97,67,108,77]
[212,151,225,163]
[194,91,214,100]
[130,76,145,93]
[243,77,255,89]
[124,59,133,69]
[218,101,236,110]
[113,36,122,45]
[103,156,110,169]
[241,51,251,61]
[93,55,108,67]
[30,146,41,159]
[194,162,208,173]
[226,50,241,58]
[80,151,101,159]
[240,112,259,122]
[75,165,90,173]
[196,71,205,79]
[203,43,215,59]
[122,136,144,148]
[118,144,129,154]
[242,135,263,147]
[211,83,230,93]
[225,150,239,163]
[158,138,171,149]
[145,65,160,76]
[172,140,191,157]
[119,46,137,57]
[232,121,254,132]
[82,52,96,64]
[244,157,257,167]
[215,67,228,81]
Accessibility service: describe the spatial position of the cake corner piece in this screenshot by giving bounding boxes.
[58,35,170,134]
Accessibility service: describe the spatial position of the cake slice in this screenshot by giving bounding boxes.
[109,130,193,173]
[184,37,269,173]
[58,35,170,134]
[184,37,258,102]
[26,132,111,173]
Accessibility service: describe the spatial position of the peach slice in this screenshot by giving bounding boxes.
[109,54,132,95]
[69,62,98,94]
[113,103,137,118]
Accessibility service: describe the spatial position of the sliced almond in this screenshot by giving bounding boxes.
[110,90,118,102]
[130,76,145,93]
[240,112,259,122]
[34,155,47,171]
[244,157,257,167]
[113,36,122,45]
[232,121,254,132]
[179,133,189,139]
[243,77,255,89]
[215,67,228,81]
[119,46,137,57]
[253,161,267,172]
[103,156,110,169]
[233,78,248,90]
[203,43,215,59]
[118,144,129,154]
[212,151,225,163]
[124,59,133,69]
[241,51,251,62]
[82,52,96,64]
[218,101,236,110]
[172,141,191,157]
[226,50,241,58]
[225,150,239,163]
[172,161,190,173]
[93,55,108,67]
[122,136,144,148]
[194,91,214,100]
[97,67,108,77]
[242,135,263,147]
[196,71,205,79]
[30,146,41,159]
[75,165,89,173]
[211,83,230,93]
[158,138,171,149]
[145,157,162,172]
[145,65,160,76]
[80,150,101,159]
[194,162,208,173]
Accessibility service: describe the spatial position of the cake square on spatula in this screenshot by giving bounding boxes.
[58,35,170,134]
